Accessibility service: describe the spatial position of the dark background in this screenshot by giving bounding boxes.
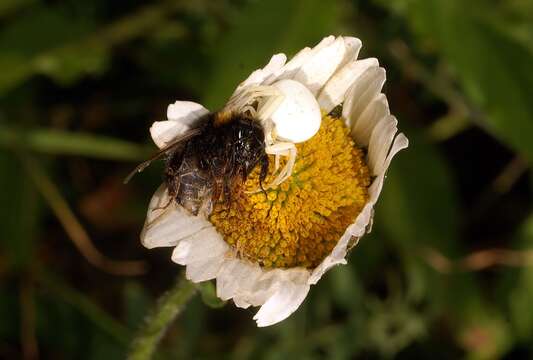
[1,0,532,359]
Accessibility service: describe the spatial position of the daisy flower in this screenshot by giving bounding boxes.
[141,35,408,327]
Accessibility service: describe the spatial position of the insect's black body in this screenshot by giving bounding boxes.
[164,112,269,216]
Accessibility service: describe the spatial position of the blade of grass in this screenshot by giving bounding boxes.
[19,154,147,276]
[0,125,152,161]
[19,276,38,360]
[0,0,187,92]
[0,0,36,17]
[38,271,131,345]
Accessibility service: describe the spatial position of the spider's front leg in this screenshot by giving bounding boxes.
[226,85,282,115]
[265,142,297,188]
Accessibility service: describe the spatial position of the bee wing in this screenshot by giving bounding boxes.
[123,128,201,184]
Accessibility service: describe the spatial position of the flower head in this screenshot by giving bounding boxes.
[142,35,408,327]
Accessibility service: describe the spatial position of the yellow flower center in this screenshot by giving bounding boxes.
[209,114,371,269]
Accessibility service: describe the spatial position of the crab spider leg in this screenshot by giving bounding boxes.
[265,142,297,187]
[273,147,290,172]
[256,91,284,122]
[253,90,286,173]
[273,145,296,186]
[241,105,257,117]
[226,86,280,111]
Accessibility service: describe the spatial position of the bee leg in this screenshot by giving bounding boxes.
[223,180,232,207]
[259,155,269,199]
[259,154,269,184]
[212,179,223,204]
[243,154,271,195]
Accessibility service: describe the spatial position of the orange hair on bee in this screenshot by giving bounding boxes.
[213,110,236,127]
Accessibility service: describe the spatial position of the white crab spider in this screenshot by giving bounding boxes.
[225,79,322,188]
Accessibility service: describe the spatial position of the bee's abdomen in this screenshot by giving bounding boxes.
[175,156,213,216]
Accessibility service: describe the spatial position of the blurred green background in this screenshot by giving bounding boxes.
[1,0,532,359]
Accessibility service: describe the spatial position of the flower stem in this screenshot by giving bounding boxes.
[128,276,197,360]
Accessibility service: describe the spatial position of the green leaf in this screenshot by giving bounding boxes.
[328,266,363,310]
[203,0,341,109]
[456,299,513,360]
[39,271,131,345]
[0,5,94,56]
[436,6,533,161]
[0,0,36,17]
[0,150,39,269]
[480,0,533,58]
[123,282,152,329]
[0,4,100,91]
[365,297,427,357]
[0,125,152,161]
[374,0,533,161]
[33,45,110,86]
[89,331,125,360]
[376,130,460,255]
[508,215,533,341]
[0,2,180,93]
[0,289,18,341]
[374,130,461,304]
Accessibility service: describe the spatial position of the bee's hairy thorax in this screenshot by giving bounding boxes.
[164,112,269,216]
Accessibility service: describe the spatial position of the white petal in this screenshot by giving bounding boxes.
[171,227,229,282]
[339,37,362,66]
[253,281,310,327]
[236,53,287,91]
[185,258,226,283]
[150,101,209,149]
[349,94,390,147]
[309,232,351,285]
[273,47,312,81]
[313,35,337,51]
[142,184,171,225]
[274,36,335,82]
[140,186,211,249]
[235,268,309,309]
[293,37,346,95]
[368,115,398,176]
[167,101,208,124]
[216,258,311,316]
[367,133,409,203]
[230,267,274,308]
[342,66,386,146]
[309,202,374,284]
[150,121,187,149]
[233,297,252,309]
[171,227,227,264]
[216,259,263,302]
[318,58,379,112]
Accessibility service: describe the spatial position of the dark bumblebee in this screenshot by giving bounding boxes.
[126,112,269,216]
